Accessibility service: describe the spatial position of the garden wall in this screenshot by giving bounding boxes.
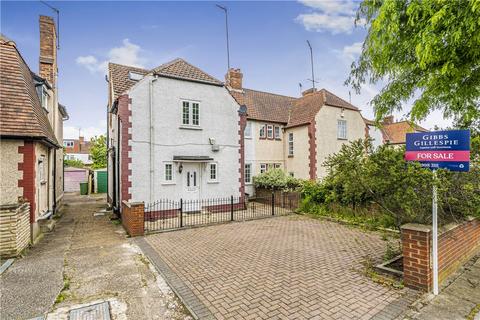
[401,217,480,291]
[0,202,30,257]
[255,188,300,209]
[122,201,144,237]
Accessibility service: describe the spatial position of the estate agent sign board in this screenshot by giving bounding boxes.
[405,129,470,295]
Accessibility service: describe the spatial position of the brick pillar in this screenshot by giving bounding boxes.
[121,201,144,237]
[401,224,432,291]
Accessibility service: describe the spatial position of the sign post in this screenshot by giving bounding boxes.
[405,129,470,295]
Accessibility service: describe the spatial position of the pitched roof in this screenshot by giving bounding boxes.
[286,89,360,128]
[230,88,295,123]
[0,37,58,146]
[152,58,223,86]
[108,58,223,101]
[382,121,428,144]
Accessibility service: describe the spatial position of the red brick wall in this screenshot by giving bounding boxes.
[308,120,317,180]
[18,141,36,223]
[402,218,480,291]
[121,201,144,237]
[238,108,247,202]
[117,95,132,204]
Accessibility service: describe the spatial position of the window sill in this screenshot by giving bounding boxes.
[161,182,176,185]
[207,181,219,184]
[245,136,252,140]
[337,138,348,141]
[179,125,202,131]
[245,182,253,185]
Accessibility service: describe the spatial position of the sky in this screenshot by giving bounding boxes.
[1,0,452,140]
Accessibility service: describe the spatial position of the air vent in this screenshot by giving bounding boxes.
[128,71,143,81]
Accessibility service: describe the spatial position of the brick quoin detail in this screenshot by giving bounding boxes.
[117,95,132,204]
[238,108,247,202]
[308,120,317,180]
[121,201,144,236]
[401,219,480,292]
[18,141,36,223]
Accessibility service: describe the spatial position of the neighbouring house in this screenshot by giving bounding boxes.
[64,136,92,164]
[0,16,68,254]
[107,59,245,212]
[364,115,428,148]
[226,68,367,195]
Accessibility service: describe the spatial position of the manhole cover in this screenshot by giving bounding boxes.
[69,301,111,320]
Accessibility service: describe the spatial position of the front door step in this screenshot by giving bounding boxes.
[69,301,111,320]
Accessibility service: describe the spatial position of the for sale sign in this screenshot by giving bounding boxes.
[405,130,470,172]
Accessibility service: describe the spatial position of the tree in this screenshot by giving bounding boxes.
[90,135,107,169]
[64,158,84,168]
[347,0,480,124]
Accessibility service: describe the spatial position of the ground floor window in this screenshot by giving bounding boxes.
[164,163,174,182]
[260,163,267,173]
[208,163,218,182]
[245,163,252,183]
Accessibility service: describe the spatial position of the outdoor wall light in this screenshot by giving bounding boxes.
[178,163,183,174]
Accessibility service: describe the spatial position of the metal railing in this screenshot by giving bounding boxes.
[144,192,299,233]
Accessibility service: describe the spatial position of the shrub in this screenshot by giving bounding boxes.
[64,159,84,168]
[253,169,301,191]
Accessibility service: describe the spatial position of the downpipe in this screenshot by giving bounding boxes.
[149,76,158,204]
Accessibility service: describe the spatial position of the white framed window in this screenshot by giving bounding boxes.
[274,126,281,140]
[208,163,218,182]
[182,101,190,125]
[260,163,267,174]
[244,122,252,139]
[181,101,200,126]
[41,87,49,111]
[259,125,266,138]
[164,162,174,183]
[337,120,347,139]
[267,125,274,139]
[274,163,281,169]
[288,132,294,156]
[192,102,199,126]
[64,141,74,148]
[245,163,252,184]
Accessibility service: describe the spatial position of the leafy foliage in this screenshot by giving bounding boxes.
[64,158,84,168]
[90,135,107,169]
[347,0,480,124]
[300,139,480,228]
[253,169,301,191]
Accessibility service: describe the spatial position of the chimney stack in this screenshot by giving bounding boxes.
[39,15,57,87]
[225,68,243,91]
[301,88,317,97]
[382,115,394,125]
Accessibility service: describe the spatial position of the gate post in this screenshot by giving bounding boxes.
[230,196,234,221]
[180,198,183,228]
[271,192,275,216]
[121,201,145,237]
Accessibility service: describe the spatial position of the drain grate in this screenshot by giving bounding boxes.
[69,301,111,320]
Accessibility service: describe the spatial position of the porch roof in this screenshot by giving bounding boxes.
[173,156,214,162]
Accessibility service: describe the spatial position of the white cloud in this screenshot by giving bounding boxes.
[76,39,146,74]
[296,0,360,34]
[64,120,107,140]
[342,41,362,60]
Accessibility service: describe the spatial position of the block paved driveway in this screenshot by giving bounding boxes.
[138,215,418,320]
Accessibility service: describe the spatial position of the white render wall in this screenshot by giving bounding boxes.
[129,75,241,203]
[367,125,384,149]
[244,120,256,196]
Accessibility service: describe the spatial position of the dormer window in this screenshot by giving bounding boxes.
[128,71,143,81]
[41,87,49,111]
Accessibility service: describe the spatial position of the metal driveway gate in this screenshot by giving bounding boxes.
[144,192,299,233]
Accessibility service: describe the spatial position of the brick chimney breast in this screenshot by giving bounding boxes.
[39,15,57,86]
[302,88,317,97]
[226,68,243,91]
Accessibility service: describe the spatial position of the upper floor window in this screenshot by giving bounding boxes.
[337,120,347,139]
[182,101,200,126]
[64,141,74,148]
[208,163,218,182]
[244,122,252,139]
[245,163,252,184]
[259,125,266,139]
[274,126,281,140]
[41,87,49,111]
[288,132,294,156]
[267,125,274,139]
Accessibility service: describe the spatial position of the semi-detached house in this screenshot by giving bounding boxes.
[225,68,366,196]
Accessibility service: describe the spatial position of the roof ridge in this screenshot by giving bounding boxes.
[108,61,149,72]
[243,88,298,100]
[153,58,222,84]
[320,88,358,109]
[151,57,184,72]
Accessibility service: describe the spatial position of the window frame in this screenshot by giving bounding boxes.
[274,163,281,169]
[288,132,294,156]
[267,125,274,139]
[244,122,252,139]
[181,100,200,127]
[337,119,347,140]
[260,163,267,174]
[41,86,49,112]
[64,141,74,148]
[245,163,252,184]
[259,125,266,139]
[208,162,218,183]
[163,162,175,184]
[274,126,281,140]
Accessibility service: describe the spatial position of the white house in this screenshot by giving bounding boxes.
[107,59,245,212]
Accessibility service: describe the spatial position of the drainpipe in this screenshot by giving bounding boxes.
[149,76,158,203]
[53,148,56,215]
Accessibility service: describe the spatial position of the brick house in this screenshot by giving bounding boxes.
[64,136,92,164]
[107,59,244,211]
[364,115,428,148]
[0,16,68,253]
[225,69,367,195]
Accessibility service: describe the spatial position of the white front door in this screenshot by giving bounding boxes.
[183,163,200,212]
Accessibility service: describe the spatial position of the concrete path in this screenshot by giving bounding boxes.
[140,215,419,320]
[0,193,191,320]
[408,254,480,320]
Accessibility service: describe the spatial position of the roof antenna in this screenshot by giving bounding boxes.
[299,82,303,94]
[306,40,316,90]
[40,1,60,50]
[349,91,351,103]
[216,4,230,70]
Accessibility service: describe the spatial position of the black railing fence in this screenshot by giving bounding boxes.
[144,192,299,233]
